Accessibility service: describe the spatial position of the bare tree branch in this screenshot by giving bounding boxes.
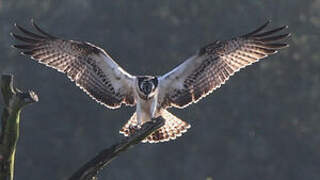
[0,74,164,180]
[68,117,165,180]
[0,74,38,180]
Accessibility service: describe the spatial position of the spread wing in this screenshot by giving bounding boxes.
[11,20,136,109]
[158,21,291,109]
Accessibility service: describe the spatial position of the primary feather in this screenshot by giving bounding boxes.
[12,20,136,109]
[158,21,290,109]
[12,20,290,143]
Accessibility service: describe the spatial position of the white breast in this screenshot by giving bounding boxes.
[135,93,158,125]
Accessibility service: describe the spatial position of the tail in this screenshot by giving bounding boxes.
[119,110,191,143]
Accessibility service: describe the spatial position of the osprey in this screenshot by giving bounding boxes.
[12,20,290,143]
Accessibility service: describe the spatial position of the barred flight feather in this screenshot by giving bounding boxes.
[120,110,190,143]
[158,21,290,109]
[12,20,135,109]
[12,20,290,144]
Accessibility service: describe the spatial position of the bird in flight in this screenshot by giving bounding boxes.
[12,20,290,143]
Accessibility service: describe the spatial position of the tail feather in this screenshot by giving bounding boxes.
[119,110,190,143]
[119,112,138,136]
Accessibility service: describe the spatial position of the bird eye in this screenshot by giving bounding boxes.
[140,83,144,90]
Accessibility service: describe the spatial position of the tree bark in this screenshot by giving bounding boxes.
[0,74,38,180]
[68,117,165,180]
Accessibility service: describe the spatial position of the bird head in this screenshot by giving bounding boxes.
[137,76,158,100]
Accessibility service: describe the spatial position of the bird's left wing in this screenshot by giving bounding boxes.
[12,20,136,109]
[158,21,290,109]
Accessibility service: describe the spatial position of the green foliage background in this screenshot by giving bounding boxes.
[0,0,319,179]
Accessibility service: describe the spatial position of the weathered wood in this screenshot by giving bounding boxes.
[0,74,38,180]
[68,117,165,180]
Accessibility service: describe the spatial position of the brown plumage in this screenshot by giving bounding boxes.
[12,20,290,143]
[120,110,190,143]
[158,20,291,109]
[11,20,136,109]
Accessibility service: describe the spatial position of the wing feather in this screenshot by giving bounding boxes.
[159,21,290,109]
[12,21,136,109]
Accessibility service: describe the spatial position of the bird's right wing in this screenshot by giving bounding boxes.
[158,21,290,109]
[12,20,136,109]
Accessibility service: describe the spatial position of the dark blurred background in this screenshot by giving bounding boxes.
[1,0,320,180]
